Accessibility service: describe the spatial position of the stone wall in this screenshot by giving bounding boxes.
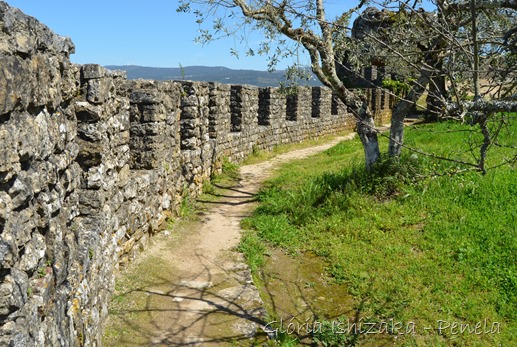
[0,3,393,346]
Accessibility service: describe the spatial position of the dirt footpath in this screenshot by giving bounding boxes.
[103,134,355,346]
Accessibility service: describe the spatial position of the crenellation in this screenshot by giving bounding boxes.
[296,86,313,122]
[208,82,231,139]
[330,92,342,116]
[311,87,322,118]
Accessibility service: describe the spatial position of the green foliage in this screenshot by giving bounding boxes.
[177,183,196,219]
[221,157,240,180]
[312,317,357,346]
[237,230,267,272]
[251,144,261,157]
[178,62,186,80]
[278,65,314,94]
[249,156,420,233]
[382,78,412,97]
[241,121,517,345]
[201,179,216,195]
[165,217,175,230]
[272,332,299,347]
[37,267,46,278]
[179,195,195,218]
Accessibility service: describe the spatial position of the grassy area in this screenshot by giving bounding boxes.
[201,157,241,198]
[240,120,517,346]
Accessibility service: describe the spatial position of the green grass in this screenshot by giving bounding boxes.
[200,156,241,202]
[241,120,517,346]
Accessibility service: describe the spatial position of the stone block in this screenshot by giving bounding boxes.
[0,55,31,115]
[82,64,106,80]
[77,189,106,216]
[87,78,112,104]
[130,90,162,105]
[140,104,167,122]
[18,234,46,272]
[8,175,33,210]
[75,102,103,123]
[76,138,103,170]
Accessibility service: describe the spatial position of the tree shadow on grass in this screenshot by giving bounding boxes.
[251,249,399,347]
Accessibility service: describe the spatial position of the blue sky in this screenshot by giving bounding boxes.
[4,1,405,70]
[7,0,251,68]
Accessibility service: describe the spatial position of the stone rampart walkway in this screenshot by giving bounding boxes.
[103,134,355,346]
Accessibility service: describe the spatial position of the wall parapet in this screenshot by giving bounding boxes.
[0,3,393,346]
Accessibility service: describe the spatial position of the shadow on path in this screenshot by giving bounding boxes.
[103,134,361,346]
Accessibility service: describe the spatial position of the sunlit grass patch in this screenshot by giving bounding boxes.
[241,120,517,346]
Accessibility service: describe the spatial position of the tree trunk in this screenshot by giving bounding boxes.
[331,84,381,170]
[388,71,431,157]
[356,97,381,170]
[357,117,381,170]
[426,74,447,122]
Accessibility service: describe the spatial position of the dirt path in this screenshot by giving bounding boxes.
[103,134,355,346]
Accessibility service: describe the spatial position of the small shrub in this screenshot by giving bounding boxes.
[355,155,421,199]
[238,230,267,272]
[221,157,240,180]
[179,195,195,218]
[312,317,358,347]
[202,180,216,195]
[251,144,261,157]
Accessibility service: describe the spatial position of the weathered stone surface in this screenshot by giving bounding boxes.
[87,78,113,104]
[352,7,395,40]
[8,174,33,210]
[0,3,74,56]
[130,90,162,105]
[76,138,103,169]
[18,234,46,272]
[82,64,106,80]
[0,3,75,116]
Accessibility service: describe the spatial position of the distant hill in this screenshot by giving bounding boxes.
[105,65,322,87]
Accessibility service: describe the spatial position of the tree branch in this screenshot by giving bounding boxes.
[448,0,517,10]
[446,99,517,115]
